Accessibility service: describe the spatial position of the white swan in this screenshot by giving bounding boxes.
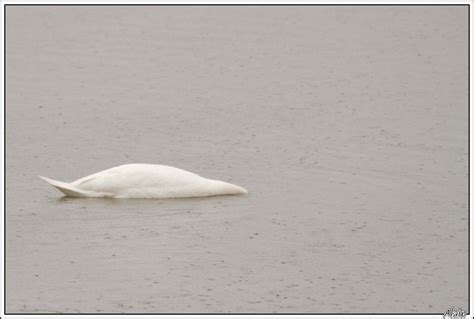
[39,163,248,199]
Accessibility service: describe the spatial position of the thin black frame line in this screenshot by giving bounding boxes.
[468,2,471,315]
[1,3,472,6]
[0,314,455,316]
[2,3,470,316]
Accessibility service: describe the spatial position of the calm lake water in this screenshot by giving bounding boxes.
[5,5,468,313]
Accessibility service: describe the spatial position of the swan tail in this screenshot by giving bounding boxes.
[39,176,88,197]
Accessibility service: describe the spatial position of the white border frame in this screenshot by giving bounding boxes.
[0,1,471,319]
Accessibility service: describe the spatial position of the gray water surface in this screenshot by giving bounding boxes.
[5,5,468,313]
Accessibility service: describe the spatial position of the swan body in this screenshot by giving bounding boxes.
[39,164,248,199]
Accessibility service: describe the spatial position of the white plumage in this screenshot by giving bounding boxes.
[40,163,248,199]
